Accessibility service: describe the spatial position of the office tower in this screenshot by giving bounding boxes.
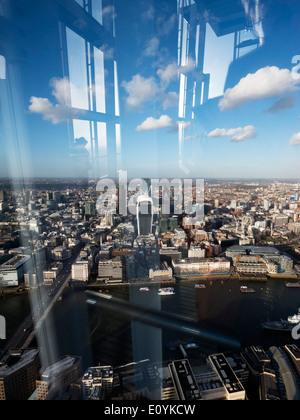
[47,192,53,201]
[0,191,7,202]
[85,201,96,217]
[23,191,30,205]
[53,191,61,202]
[104,212,114,227]
[136,196,153,236]
[231,200,237,209]
[264,199,270,211]
[0,349,40,400]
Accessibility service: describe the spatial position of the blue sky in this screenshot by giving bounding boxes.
[1,0,300,180]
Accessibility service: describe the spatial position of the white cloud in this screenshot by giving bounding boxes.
[28,77,82,124]
[136,116,192,133]
[141,5,155,21]
[185,135,200,141]
[208,126,257,142]
[136,115,173,132]
[157,60,195,87]
[98,44,115,60]
[161,91,179,110]
[143,37,160,57]
[171,121,191,132]
[102,5,116,19]
[290,133,300,146]
[157,13,176,36]
[121,74,162,110]
[122,60,195,112]
[219,66,300,111]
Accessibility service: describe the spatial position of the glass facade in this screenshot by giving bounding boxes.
[1,0,300,402]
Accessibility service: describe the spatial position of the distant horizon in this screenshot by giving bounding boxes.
[1,176,300,183]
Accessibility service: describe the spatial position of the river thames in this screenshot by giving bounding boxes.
[1,278,300,371]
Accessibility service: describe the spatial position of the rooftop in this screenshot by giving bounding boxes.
[0,349,39,377]
[42,356,80,380]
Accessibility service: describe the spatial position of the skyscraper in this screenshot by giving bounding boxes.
[136,196,153,236]
[0,191,7,202]
[264,199,270,211]
[85,201,96,217]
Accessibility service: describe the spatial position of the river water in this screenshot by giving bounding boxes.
[1,278,300,371]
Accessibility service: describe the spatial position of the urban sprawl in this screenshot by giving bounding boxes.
[1,179,300,400]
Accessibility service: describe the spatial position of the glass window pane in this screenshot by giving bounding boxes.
[94,47,106,114]
[92,0,103,25]
[0,56,6,79]
[66,28,89,110]
[114,61,120,117]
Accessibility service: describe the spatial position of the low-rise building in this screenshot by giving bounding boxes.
[0,255,31,287]
[149,263,172,281]
[51,246,71,261]
[188,247,206,259]
[43,262,63,286]
[98,257,123,284]
[208,354,245,400]
[82,366,114,400]
[172,258,231,277]
[72,257,91,282]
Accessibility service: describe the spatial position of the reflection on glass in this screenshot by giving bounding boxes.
[94,47,106,114]
[66,28,89,110]
[92,0,103,25]
[97,121,107,157]
[114,61,120,117]
[73,120,91,154]
[203,24,234,99]
[0,56,6,80]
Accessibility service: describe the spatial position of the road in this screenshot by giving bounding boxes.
[0,251,81,357]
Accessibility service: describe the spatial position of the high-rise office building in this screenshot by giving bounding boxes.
[264,199,270,211]
[0,191,7,202]
[36,356,81,400]
[136,196,153,236]
[85,201,96,217]
[0,349,40,401]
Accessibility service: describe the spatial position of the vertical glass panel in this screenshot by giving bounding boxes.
[181,18,189,67]
[195,24,200,67]
[92,0,103,25]
[203,23,234,99]
[97,122,107,157]
[179,73,187,118]
[94,47,106,114]
[66,28,89,110]
[115,123,121,155]
[0,56,6,79]
[73,120,91,154]
[114,61,120,117]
